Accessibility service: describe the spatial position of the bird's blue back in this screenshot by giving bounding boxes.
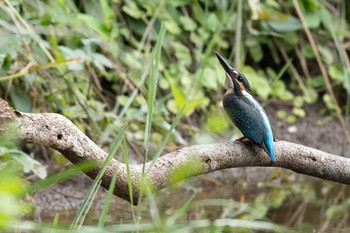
[223,91,276,161]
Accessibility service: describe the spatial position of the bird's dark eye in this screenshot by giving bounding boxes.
[237,76,243,82]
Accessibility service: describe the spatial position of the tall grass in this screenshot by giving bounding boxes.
[143,24,166,172]
[70,126,127,230]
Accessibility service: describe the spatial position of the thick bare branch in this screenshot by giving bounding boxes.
[0,98,349,204]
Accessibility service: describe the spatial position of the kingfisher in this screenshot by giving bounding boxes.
[215,52,276,162]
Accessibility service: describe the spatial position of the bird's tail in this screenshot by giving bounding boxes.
[262,140,276,162]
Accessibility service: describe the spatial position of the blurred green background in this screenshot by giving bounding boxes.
[0,0,350,232]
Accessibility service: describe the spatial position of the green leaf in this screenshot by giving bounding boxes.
[266,18,302,32]
[166,71,208,117]
[179,16,197,31]
[206,111,229,133]
[259,9,302,32]
[92,53,113,70]
[302,44,315,59]
[121,1,143,19]
[307,75,324,88]
[253,195,269,219]
[272,81,294,101]
[292,107,306,118]
[287,115,297,123]
[269,190,290,208]
[9,88,32,112]
[100,0,115,31]
[293,96,304,108]
[323,94,336,110]
[277,110,287,119]
[173,42,191,67]
[166,73,185,112]
[166,99,179,114]
[206,13,220,32]
[184,97,208,116]
[201,66,219,90]
[241,66,271,100]
[318,45,333,65]
[117,95,130,106]
[326,204,346,220]
[78,14,108,37]
[319,6,333,32]
[248,43,263,63]
[304,12,320,28]
[63,105,87,119]
[328,65,344,82]
[163,19,181,35]
[58,46,85,71]
[282,31,299,45]
[0,147,47,179]
[214,0,228,10]
[304,87,318,104]
[25,161,96,196]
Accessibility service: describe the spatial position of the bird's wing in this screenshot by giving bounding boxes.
[234,104,266,145]
[224,95,266,145]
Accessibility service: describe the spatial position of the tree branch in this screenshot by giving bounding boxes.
[0,98,349,204]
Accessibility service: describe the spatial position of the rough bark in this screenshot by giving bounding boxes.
[0,98,349,204]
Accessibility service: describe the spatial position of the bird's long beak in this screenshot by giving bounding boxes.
[215,52,233,75]
[215,52,234,89]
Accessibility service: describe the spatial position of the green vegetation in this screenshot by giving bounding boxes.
[0,0,349,232]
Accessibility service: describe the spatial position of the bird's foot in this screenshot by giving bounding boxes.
[235,136,251,143]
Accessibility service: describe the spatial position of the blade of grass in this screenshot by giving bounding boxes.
[121,138,138,224]
[98,159,120,228]
[145,183,161,229]
[50,213,59,233]
[143,24,166,172]
[117,67,149,119]
[76,179,102,228]
[24,161,97,196]
[275,59,293,82]
[98,65,150,145]
[165,195,195,226]
[273,37,309,97]
[98,137,137,228]
[136,1,165,54]
[265,58,293,106]
[64,76,101,135]
[70,125,127,230]
[137,106,185,224]
[137,25,166,226]
[146,104,185,174]
[213,219,295,233]
[331,33,350,116]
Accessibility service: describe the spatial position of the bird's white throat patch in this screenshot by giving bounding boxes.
[225,74,234,89]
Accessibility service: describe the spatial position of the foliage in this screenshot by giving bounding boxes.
[0,0,349,232]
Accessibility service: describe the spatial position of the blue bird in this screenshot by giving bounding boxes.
[215,52,276,162]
